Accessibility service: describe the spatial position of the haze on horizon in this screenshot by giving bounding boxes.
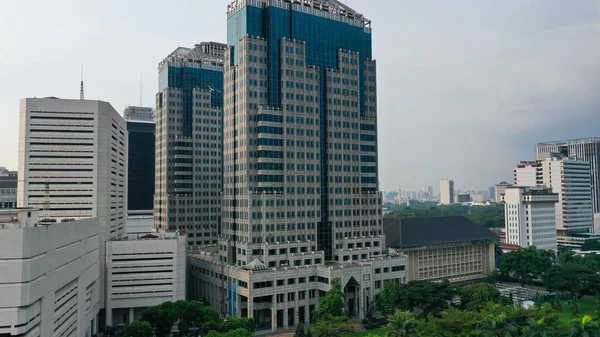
[1,0,599,192]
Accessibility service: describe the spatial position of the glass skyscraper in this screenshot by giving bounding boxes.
[189,2,406,330]
[221,0,381,266]
[154,42,227,244]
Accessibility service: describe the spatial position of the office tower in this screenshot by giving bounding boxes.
[124,107,155,212]
[488,187,495,201]
[0,208,101,336]
[440,179,454,205]
[189,1,406,330]
[18,98,127,236]
[0,167,17,209]
[154,42,227,245]
[513,156,594,233]
[538,138,600,213]
[495,181,511,201]
[502,187,558,251]
[457,194,471,203]
[123,105,155,122]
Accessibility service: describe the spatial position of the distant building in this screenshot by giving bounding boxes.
[501,187,559,251]
[457,194,471,203]
[488,186,496,201]
[538,138,600,213]
[0,167,17,209]
[384,216,497,283]
[495,182,512,201]
[0,208,101,336]
[105,233,186,327]
[125,112,155,212]
[123,106,155,122]
[513,156,594,233]
[440,179,455,205]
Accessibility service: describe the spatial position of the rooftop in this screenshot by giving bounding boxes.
[538,138,600,146]
[383,216,498,248]
[227,0,371,29]
[160,42,227,69]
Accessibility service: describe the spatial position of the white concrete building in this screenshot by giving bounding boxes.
[502,187,559,251]
[0,208,101,337]
[105,234,186,328]
[17,97,128,314]
[125,210,154,237]
[594,213,600,233]
[513,156,594,234]
[440,179,455,205]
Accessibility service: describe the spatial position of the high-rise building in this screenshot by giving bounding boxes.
[17,98,127,235]
[488,186,496,201]
[513,156,594,233]
[124,107,155,212]
[17,97,127,316]
[440,179,454,205]
[537,138,600,213]
[189,1,406,330]
[501,187,558,251]
[154,42,227,245]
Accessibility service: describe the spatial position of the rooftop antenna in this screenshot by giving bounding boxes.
[140,76,143,106]
[80,58,85,100]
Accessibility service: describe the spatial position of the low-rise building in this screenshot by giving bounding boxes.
[0,208,100,337]
[384,216,497,283]
[188,246,406,332]
[104,233,186,328]
[0,167,17,209]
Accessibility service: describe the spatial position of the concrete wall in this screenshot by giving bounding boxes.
[0,218,101,337]
[105,236,186,327]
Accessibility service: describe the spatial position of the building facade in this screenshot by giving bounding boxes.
[154,42,227,246]
[440,179,454,205]
[383,217,497,283]
[0,208,101,337]
[125,108,155,212]
[0,167,17,209]
[502,187,559,251]
[495,182,512,202]
[105,234,186,327]
[17,97,128,318]
[188,0,406,332]
[513,156,594,233]
[537,138,600,214]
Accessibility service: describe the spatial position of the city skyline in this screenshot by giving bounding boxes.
[1,0,600,191]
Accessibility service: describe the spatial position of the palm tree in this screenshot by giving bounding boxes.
[570,315,600,337]
[385,310,419,337]
[477,313,518,337]
[522,318,554,337]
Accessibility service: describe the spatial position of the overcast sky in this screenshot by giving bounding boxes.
[1,0,599,192]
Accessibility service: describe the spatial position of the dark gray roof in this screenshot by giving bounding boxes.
[383,216,498,248]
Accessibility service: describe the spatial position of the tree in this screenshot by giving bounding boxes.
[521,318,555,337]
[581,240,600,252]
[140,300,221,337]
[569,315,600,337]
[544,265,600,300]
[294,323,306,337]
[205,328,253,337]
[118,321,152,337]
[460,283,501,312]
[312,278,346,322]
[385,310,419,337]
[477,312,518,337]
[311,317,355,337]
[500,246,553,286]
[376,280,401,317]
[426,307,482,337]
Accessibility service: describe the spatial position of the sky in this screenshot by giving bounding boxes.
[1,0,599,192]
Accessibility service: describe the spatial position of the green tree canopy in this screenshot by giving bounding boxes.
[312,278,346,322]
[499,246,554,285]
[118,321,152,337]
[544,265,600,299]
[460,283,501,312]
[384,310,419,337]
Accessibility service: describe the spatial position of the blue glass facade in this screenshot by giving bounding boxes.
[159,65,224,136]
[127,121,155,211]
[227,2,377,261]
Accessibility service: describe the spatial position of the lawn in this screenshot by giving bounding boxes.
[345,327,386,337]
[556,296,596,323]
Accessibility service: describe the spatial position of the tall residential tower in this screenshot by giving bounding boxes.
[154,42,227,245]
[440,179,454,205]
